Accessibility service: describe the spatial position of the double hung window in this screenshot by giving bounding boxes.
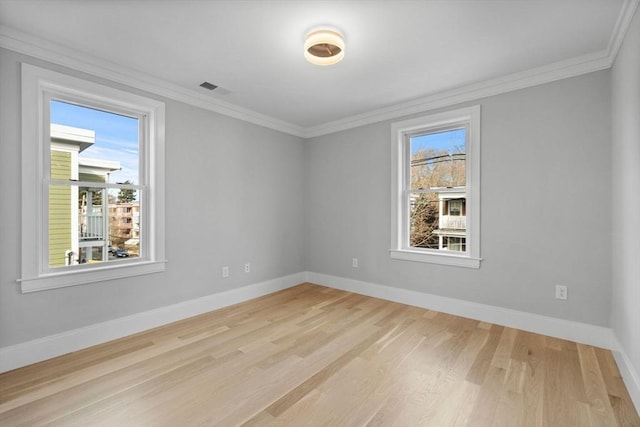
[390,106,481,268]
[20,64,166,292]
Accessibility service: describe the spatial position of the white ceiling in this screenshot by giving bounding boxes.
[0,0,634,135]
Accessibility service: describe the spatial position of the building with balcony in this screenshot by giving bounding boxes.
[432,187,467,252]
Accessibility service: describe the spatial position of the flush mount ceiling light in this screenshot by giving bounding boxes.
[304,27,345,66]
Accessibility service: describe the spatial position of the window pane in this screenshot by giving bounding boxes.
[107,188,141,259]
[409,192,468,252]
[49,184,75,267]
[408,127,468,253]
[49,184,110,268]
[48,184,140,268]
[48,100,142,269]
[409,192,440,249]
[79,186,106,242]
[50,100,139,185]
[410,128,466,190]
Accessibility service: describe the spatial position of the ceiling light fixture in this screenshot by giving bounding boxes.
[304,27,345,66]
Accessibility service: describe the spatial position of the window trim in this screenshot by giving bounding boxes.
[390,105,481,268]
[20,63,166,292]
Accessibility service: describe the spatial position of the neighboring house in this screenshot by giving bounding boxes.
[433,187,467,252]
[49,124,121,267]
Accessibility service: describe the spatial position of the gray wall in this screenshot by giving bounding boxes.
[0,43,621,349]
[611,7,640,384]
[0,48,306,347]
[305,71,612,327]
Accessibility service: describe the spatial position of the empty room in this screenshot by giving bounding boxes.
[0,0,639,425]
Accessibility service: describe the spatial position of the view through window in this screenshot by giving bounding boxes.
[409,127,467,252]
[49,100,141,268]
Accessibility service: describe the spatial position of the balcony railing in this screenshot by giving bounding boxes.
[439,215,466,230]
[79,214,104,240]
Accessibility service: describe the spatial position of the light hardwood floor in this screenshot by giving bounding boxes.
[0,283,638,426]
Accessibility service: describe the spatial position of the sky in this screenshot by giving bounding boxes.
[50,100,140,185]
[50,99,464,182]
[410,127,466,156]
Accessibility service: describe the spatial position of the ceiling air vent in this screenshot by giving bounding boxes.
[199,81,231,95]
[199,81,218,90]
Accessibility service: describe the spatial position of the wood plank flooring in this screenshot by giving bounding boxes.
[1,283,638,426]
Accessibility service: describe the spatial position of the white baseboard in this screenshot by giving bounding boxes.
[3,270,635,416]
[0,272,305,373]
[308,271,637,414]
[306,272,617,350]
[611,337,640,414]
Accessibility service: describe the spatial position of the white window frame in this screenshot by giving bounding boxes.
[390,105,481,268]
[19,63,166,292]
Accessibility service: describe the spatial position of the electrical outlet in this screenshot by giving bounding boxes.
[555,285,568,300]
[352,258,358,268]
[222,266,229,278]
[244,263,250,273]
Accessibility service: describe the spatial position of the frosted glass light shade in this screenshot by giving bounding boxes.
[304,28,345,66]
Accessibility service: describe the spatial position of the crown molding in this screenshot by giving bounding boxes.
[302,0,639,138]
[302,50,612,138]
[607,0,640,60]
[2,0,638,140]
[0,25,306,138]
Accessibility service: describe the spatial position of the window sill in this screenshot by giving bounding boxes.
[389,249,481,269]
[18,260,167,293]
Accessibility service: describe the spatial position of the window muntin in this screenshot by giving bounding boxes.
[20,63,166,292]
[390,105,480,268]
